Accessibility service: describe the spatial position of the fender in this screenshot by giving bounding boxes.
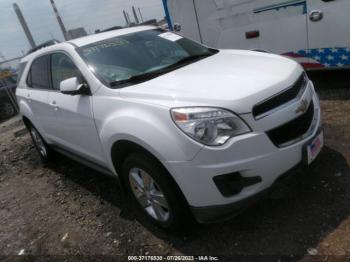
[16,93,36,126]
[97,104,204,174]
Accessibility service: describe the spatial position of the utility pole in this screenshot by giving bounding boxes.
[49,0,69,40]
[132,6,140,24]
[123,10,130,25]
[12,3,36,49]
[138,8,144,22]
[126,12,131,25]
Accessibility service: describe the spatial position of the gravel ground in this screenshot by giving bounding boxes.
[0,87,350,261]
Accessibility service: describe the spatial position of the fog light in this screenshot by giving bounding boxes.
[213,172,262,197]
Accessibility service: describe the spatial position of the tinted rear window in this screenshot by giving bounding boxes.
[28,55,50,89]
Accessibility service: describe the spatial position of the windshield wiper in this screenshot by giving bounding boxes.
[110,68,171,87]
[110,52,216,87]
[169,52,214,68]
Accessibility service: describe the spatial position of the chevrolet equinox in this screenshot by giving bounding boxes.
[16,26,324,230]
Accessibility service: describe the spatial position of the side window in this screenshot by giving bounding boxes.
[51,53,82,90]
[29,55,50,89]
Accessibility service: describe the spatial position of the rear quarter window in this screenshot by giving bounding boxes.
[16,62,28,86]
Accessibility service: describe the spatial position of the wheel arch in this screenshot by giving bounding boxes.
[18,97,37,128]
[110,139,189,206]
[22,115,32,129]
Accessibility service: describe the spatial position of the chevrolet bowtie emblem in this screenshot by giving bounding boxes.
[295,99,309,114]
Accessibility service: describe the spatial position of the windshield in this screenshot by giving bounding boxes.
[78,29,217,88]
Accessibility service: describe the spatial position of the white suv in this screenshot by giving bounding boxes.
[16,26,323,230]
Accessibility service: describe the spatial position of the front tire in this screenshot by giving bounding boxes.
[122,153,190,231]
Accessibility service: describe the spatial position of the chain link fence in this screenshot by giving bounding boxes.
[0,57,21,120]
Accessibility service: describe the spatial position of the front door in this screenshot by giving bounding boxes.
[48,52,106,166]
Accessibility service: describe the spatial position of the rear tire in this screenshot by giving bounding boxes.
[28,126,53,163]
[121,153,190,231]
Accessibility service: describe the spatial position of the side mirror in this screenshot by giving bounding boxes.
[59,77,90,96]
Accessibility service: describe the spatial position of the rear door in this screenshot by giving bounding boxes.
[25,55,52,136]
[48,52,106,166]
[307,0,350,68]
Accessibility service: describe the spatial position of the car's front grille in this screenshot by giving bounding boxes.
[252,73,307,119]
[266,101,314,147]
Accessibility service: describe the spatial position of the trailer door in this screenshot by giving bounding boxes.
[193,0,262,50]
[307,0,350,68]
[174,0,310,66]
[167,0,202,42]
[253,0,309,65]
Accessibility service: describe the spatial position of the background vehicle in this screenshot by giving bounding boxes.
[0,71,18,120]
[163,0,350,69]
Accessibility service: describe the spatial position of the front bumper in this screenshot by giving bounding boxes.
[191,162,304,223]
[164,83,322,223]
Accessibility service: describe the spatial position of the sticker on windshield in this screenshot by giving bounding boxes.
[158,32,183,42]
[82,39,130,56]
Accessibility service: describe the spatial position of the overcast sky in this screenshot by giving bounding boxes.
[0,0,165,59]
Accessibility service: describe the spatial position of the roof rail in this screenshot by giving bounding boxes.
[27,39,61,55]
[101,26,124,32]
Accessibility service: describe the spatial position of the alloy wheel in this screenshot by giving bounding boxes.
[129,167,170,222]
[30,128,47,158]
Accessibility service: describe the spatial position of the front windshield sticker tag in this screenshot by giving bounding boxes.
[158,32,183,42]
[83,39,129,56]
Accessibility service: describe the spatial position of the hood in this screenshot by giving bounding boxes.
[119,50,303,114]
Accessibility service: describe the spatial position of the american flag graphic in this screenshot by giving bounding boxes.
[310,137,322,157]
[283,47,350,69]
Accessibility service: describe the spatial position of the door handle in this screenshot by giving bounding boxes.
[309,10,323,22]
[50,101,58,111]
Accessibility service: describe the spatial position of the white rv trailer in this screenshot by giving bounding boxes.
[162,0,350,69]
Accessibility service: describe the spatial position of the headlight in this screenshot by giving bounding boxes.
[170,107,251,146]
